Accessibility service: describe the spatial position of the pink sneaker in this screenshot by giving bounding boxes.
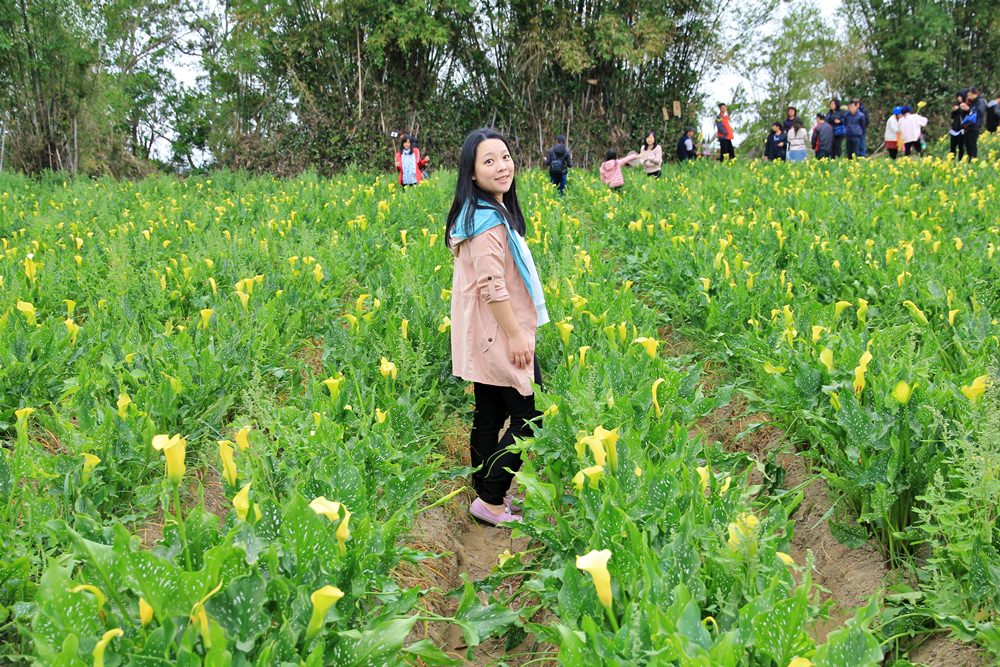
[505,494,524,512]
[470,498,522,526]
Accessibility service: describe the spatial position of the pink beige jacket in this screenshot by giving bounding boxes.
[450,225,538,396]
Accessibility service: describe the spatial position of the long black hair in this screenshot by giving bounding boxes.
[641,130,659,151]
[445,128,526,247]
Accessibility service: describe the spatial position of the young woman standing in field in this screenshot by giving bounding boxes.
[638,131,663,177]
[446,128,549,525]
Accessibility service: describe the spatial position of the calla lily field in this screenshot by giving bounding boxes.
[1,138,999,665]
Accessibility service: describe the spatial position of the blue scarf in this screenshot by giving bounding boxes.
[451,202,549,326]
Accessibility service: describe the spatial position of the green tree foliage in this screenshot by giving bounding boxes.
[843,0,1000,127]
[737,0,842,153]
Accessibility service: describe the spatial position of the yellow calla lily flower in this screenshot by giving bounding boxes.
[576,549,613,609]
[633,336,659,358]
[853,350,873,395]
[218,441,238,486]
[234,427,251,451]
[902,300,928,325]
[556,319,573,346]
[92,628,124,667]
[651,378,666,418]
[833,300,852,319]
[379,357,397,380]
[16,300,37,326]
[787,658,813,667]
[306,585,345,639]
[697,466,710,493]
[727,512,760,551]
[198,308,214,329]
[151,434,186,485]
[961,375,987,403]
[139,597,154,627]
[64,318,80,345]
[572,465,605,490]
[892,381,912,405]
[309,496,342,521]
[819,347,833,372]
[232,482,260,521]
[116,392,131,419]
[70,584,106,613]
[322,373,344,404]
[82,453,101,474]
[336,508,351,555]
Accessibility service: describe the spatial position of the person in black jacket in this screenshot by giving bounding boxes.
[782,106,799,133]
[950,91,967,161]
[825,98,847,158]
[764,122,786,161]
[960,88,988,159]
[543,135,572,195]
[676,128,697,161]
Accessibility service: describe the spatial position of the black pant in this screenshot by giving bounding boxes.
[904,141,921,156]
[815,148,830,159]
[719,138,735,161]
[950,134,965,161]
[646,170,661,178]
[845,137,860,159]
[470,358,541,505]
[964,129,979,160]
[831,135,844,158]
[888,148,898,160]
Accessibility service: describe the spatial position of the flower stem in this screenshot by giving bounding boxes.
[173,484,193,570]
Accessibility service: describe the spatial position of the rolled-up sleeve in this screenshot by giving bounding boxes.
[469,226,509,303]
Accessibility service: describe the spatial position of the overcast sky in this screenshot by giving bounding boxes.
[699,0,843,144]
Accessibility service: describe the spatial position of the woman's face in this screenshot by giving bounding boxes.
[645,133,655,147]
[829,100,836,110]
[788,108,796,118]
[402,139,411,150]
[473,138,514,203]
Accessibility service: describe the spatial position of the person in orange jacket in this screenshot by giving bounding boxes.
[715,103,735,161]
[395,133,429,188]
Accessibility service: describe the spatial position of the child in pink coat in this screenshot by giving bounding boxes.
[599,150,639,191]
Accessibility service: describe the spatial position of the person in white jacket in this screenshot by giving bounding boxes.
[884,106,904,160]
[899,105,927,156]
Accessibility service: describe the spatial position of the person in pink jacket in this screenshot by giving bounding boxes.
[599,149,639,191]
[446,128,549,526]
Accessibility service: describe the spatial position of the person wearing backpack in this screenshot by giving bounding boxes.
[812,114,833,159]
[949,92,967,161]
[825,98,847,158]
[543,135,572,196]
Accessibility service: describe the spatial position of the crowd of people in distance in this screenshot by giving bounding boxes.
[396,88,997,197]
[754,87,997,163]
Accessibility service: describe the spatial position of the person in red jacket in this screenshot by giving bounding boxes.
[394,134,429,188]
[715,103,735,161]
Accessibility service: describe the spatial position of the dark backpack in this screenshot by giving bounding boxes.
[548,156,566,177]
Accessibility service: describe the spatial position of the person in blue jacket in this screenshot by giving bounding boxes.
[844,100,867,159]
[853,98,869,156]
[825,98,847,158]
